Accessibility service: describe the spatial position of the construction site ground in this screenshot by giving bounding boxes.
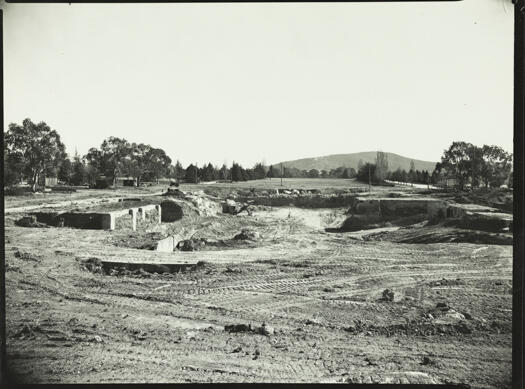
[4,179,512,387]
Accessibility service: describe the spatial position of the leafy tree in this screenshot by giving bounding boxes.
[307,169,320,178]
[185,164,199,183]
[206,163,217,181]
[242,167,253,181]
[436,142,512,189]
[374,151,389,182]
[357,159,364,171]
[253,163,266,180]
[357,163,378,184]
[174,160,184,182]
[348,167,357,178]
[341,168,350,179]
[84,163,98,185]
[329,166,345,178]
[84,147,103,180]
[266,165,275,179]
[231,162,243,182]
[422,170,430,185]
[123,143,172,185]
[71,153,87,185]
[480,145,512,188]
[439,141,475,190]
[58,157,73,184]
[431,162,443,185]
[3,141,25,186]
[85,137,130,186]
[4,118,67,191]
[220,164,229,181]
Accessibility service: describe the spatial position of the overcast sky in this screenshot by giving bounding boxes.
[3,0,513,167]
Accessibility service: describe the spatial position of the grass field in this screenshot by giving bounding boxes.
[180,177,368,191]
[4,178,374,211]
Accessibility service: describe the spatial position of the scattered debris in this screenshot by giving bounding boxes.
[15,323,38,339]
[81,257,104,274]
[224,323,253,333]
[233,229,260,241]
[224,323,275,336]
[381,289,395,302]
[186,331,197,340]
[224,267,243,274]
[177,238,207,252]
[421,356,432,365]
[15,215,49,228]
[14,250,42,262]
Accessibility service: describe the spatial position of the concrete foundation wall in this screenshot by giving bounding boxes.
[32,211,107,229]
[61,213,107,229]
[447,205,468,218]
[31,203,161,231]
[350,198,448,219]
[354,199,381,216]
[237,194,358,209]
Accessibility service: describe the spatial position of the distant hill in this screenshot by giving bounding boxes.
[278,152,437,172]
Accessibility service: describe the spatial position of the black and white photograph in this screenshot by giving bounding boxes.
[2,0,521,386]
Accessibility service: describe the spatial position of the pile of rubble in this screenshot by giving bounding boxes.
[221,199,254,215]
[163,189,221,217]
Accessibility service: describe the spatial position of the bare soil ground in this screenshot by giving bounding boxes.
[4,182,512,387]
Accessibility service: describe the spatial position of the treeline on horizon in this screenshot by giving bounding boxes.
[3,119,514,191]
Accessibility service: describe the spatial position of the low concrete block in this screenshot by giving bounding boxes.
[101,213,115,230]
[156,236,176,252]
[129,209,137,231]
[155,204,162,223]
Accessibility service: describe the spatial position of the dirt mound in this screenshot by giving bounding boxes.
[186,193,221,216]
[454,189,513,213]
[334,214,384,232]
[163,188,186,198]
[160,200,184,222]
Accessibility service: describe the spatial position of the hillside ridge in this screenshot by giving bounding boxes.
[277,151,437,172]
